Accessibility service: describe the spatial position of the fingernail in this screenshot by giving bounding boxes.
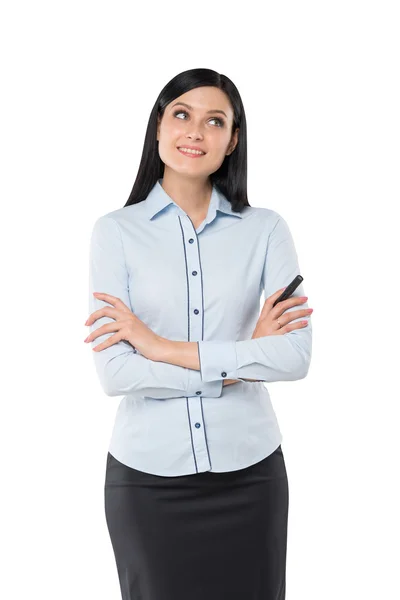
[84,337,89,342]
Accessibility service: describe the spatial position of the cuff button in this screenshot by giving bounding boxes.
[221,371,227,377]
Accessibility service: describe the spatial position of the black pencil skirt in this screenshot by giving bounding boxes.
[104,444,289,600]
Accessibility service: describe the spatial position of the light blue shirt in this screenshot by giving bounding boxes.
[88,178,312,476]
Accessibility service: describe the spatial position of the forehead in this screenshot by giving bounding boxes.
[167,87,233,116]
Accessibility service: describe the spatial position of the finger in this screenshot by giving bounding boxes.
[280,320,309,334]
[85,321,120,343]
[260,286,287,319]
[85,306,120,326]
[268,286,287,301]
[278,295,309,311]
[271,297,310,322]
[92,292,131,312]
[274,308,312,326]
[288,320,309,331]
[92,331,123,352]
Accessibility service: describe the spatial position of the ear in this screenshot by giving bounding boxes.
[227,127,239,155]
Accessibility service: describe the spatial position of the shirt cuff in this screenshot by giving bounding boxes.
[187,366,223,397]
[197,340,238,382]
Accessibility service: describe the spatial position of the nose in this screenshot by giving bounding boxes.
[185,131,204,141]
[184,119,205,140]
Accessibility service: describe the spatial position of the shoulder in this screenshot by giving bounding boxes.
[246,205,285,231]
[90,203,147,238]
[96,202,146,226]
[244,206,297,248]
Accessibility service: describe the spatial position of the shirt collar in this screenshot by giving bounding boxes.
[143,178,243,223]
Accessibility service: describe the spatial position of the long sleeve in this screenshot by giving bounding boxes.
[88,215,223,398]
[197,214,312,383]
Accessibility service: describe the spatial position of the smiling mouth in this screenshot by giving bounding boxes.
[177,147,207,157]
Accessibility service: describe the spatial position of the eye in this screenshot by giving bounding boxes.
[173,110,187,120]
[209,116,224,127]
[173,110,224,128]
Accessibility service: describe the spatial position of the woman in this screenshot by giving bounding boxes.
[85,68,313,600]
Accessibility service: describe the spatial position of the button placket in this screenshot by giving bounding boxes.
[182,217,211,472]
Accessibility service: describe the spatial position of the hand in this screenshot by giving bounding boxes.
[252,286,313,338]
[84,292,165,361]
[223,287,313,386]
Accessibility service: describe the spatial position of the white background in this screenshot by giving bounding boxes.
[1,1,398,598]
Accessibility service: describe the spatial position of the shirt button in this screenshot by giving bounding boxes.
[194,309,199,314]
[192,270,197,276]
[189,238,194,243]
[196,390,202,395]
[221,371,227,377]
[195,423,201,428]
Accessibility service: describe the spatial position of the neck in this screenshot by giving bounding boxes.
[160,170,212,217]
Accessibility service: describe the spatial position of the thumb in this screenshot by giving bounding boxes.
[268,286,287,302]
[259,286,287,319]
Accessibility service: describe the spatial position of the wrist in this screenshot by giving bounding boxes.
[155,337,173,362]
[223,378,241,386]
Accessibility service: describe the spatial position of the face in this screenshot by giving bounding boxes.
[156,86,239,180]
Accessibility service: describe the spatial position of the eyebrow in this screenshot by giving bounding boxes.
[171,102,228,119]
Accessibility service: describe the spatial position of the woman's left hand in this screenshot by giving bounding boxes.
[84,292,166,361]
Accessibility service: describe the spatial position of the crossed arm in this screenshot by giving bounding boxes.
[157,339,261,384]
[88,214,311,397]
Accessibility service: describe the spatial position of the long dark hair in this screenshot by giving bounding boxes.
[123,68,250,212]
